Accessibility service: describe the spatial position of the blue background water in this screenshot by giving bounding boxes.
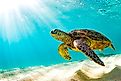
[0,0,121,69]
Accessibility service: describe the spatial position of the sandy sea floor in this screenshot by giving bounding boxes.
[0,54,121,81]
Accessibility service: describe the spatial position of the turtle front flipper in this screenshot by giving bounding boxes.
[74,39,105,66]
[58,43,71,60]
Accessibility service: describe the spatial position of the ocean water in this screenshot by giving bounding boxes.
[0,0,121,81]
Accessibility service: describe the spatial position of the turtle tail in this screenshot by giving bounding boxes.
[110,44,115,50]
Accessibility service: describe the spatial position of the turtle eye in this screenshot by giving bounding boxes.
[58,32,62,35]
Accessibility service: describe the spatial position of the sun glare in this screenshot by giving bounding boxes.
[0,0,38,13]
[0,0,62,43]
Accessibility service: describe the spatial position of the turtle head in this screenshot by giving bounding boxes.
[51,29,70,42]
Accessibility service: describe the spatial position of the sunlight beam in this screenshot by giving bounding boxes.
[0,0,62,43]
[0,0,81,43]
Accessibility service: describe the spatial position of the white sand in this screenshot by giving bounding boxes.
[0,54,121,81]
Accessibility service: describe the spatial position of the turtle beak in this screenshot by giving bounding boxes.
[51,29,58,34]
[51,30,55,34]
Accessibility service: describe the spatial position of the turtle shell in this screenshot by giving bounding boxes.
[69,29,111,50]
[69,29,110,41]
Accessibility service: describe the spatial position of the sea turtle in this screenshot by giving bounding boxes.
[50,29,115,66]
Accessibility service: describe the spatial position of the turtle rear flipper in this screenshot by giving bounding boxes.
[58,43,71,60]
[74,39,105,66]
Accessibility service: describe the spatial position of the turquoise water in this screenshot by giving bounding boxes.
[0,0,121,69]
